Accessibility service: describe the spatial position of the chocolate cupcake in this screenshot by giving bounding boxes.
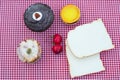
[24,3,54,32]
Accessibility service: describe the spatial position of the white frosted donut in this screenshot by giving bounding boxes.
[17,39,42,63]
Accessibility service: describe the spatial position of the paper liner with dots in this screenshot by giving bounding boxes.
[0,0,120,79]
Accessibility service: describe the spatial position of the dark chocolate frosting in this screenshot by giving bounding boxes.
[24,3,54,32]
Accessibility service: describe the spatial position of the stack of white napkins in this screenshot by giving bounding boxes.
[66,19,114,78]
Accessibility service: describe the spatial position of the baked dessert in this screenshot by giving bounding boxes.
[24,3,54,32]
[60,4,80,24]
[17,39,42,63]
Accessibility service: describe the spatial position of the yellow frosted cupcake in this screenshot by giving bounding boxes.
[60,4,80,24]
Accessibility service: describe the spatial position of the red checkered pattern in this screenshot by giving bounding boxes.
[0,0,120,80]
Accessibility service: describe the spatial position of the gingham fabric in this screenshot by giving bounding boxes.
[0,0,120,80]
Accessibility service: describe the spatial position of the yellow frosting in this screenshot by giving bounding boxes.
[60,4,80,24]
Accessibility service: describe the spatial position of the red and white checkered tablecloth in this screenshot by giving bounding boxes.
[0,0,120,80]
